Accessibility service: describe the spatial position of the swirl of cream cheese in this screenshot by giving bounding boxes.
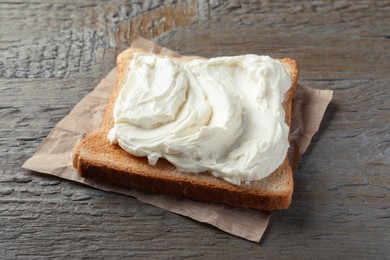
[108,52,292,185]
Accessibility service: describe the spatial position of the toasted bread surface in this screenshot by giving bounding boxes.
[73,48,298,211]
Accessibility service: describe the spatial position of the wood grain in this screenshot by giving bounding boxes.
[1,0,389,258]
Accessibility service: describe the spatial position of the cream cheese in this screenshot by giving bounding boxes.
[108,52,292,185]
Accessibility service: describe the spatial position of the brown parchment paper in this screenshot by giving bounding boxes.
[22,37,333,242]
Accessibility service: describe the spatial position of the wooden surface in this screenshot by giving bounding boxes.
[1,0,389,258]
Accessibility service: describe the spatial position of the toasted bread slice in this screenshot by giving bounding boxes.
[72,48,298,211]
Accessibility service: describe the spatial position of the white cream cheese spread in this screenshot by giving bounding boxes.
[108,52,292,185]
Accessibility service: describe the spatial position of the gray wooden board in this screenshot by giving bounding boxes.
[1,0,389,258]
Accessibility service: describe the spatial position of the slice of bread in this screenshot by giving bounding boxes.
[72,48,298,211]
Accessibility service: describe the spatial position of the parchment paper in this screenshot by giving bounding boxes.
[22,37,333,242]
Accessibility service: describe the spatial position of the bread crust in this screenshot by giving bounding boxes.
[72,48,298,211]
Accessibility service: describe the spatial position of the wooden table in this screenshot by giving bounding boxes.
[1,1,389,258]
